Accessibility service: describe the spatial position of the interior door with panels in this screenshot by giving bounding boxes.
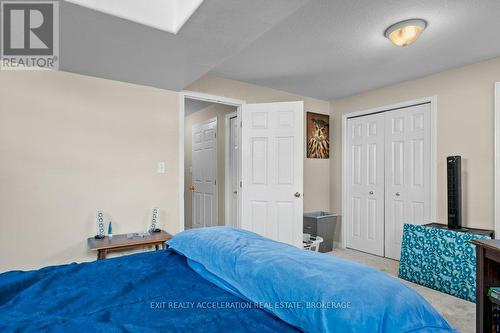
[346,114,385,256]
[384,104,431,260]
[241,101,304,247]
[192,118,217,228]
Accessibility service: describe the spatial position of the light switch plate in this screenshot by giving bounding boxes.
[157,162,166,174]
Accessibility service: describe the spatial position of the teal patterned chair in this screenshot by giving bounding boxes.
[398,223,491,302]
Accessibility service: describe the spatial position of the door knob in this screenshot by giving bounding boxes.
[395,192,401,197]
[233,190,238,195]
[189,185,195,192]
[294,192,301,198]
[369,191,374,195]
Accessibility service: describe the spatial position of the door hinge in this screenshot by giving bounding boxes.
[240,181,242,188]
[240,121,242,128]
[215,179,217,185]
[214,132,217,138]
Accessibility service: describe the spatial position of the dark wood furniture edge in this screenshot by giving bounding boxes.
[87,231,172,260]
[88,238,171,251]
[471,239,500,333]
[473,240,485,333]
[91,240,167,251]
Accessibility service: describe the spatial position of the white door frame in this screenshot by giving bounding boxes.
[494,83,500,239]
[341,96,438,248]
[179,91,245,233]
[225,111,239,228]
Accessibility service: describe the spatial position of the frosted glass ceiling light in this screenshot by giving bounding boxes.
[385,19,427,47]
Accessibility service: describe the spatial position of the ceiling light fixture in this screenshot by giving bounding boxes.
[384,19,427,47]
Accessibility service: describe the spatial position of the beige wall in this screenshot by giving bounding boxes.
[187,75,331,213]
[5,57,496,272]
[0,70,180,272]
[184,103,237,229]
[330,57,500,233]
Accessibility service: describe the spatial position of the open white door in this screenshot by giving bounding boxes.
[241,101,304,247]
[192,118,217,228]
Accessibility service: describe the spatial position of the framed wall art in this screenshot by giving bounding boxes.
[306,112,330,159]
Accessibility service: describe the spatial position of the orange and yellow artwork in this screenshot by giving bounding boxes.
[306,112,329,159]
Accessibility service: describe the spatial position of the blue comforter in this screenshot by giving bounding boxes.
[168,227,455,333]
[0,227,455,332]
[0,250,298,332]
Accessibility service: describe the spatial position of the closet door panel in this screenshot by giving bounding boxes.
[346,115,385,256]
[385,104,431,260]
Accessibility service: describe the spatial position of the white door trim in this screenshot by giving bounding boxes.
[225,111,239,227]
[179,91,245,233]
[341,96,438,249]
[182,90,245,107]
[494,83,500,239]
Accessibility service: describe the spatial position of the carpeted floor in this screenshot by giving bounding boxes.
[330,248,475,333]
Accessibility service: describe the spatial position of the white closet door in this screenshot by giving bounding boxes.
[346,114,385,256]
[241,101,304,247]
[385,104,431,260]
[192,118,217,228]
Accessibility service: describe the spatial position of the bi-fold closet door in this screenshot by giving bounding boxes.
[345,113,386,257]
[346,104,431,260]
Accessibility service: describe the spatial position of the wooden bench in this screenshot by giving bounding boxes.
[87,230,172,260]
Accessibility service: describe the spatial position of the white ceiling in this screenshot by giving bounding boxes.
[60,0,309,92]
[212,0,500,100]
[65,0,205,34]
[60,0,500,101]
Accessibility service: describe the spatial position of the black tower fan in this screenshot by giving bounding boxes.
[447,156,462,229]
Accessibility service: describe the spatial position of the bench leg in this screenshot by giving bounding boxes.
[97,249,107,260]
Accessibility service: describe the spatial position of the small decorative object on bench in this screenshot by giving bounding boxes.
[399,223,492,302]
[87,230,172,260]
[94,210,106,239]
[150,207,161,233]
[108,220,113,239]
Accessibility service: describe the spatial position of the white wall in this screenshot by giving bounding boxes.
[0,70,180,272]
[330,57,500,234]
[187,75,332,213]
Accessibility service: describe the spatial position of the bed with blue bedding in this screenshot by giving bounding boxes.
[0,227,455,332]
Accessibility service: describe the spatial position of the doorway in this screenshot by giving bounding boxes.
[184,97,239,229]
[179,92,305,248]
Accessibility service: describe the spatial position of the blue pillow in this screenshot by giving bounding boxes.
[168,227,455,333]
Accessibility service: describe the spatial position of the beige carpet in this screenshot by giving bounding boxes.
[330,248,475,333]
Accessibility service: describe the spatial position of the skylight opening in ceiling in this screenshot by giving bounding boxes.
[65,0,204,34]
